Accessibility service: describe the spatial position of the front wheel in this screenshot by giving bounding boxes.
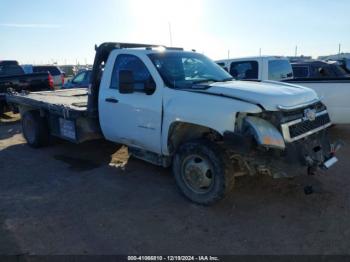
[172,139,235,205]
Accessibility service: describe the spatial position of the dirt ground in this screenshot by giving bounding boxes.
[0,112,349,255]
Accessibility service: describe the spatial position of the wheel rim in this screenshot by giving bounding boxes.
[181,154,214,194]
[23,117,35,143]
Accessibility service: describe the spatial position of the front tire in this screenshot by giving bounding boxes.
[22,111,50,148]
[172,139,235,205]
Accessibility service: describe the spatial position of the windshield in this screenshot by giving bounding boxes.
[33,66,61,76]
[148,52,233,89]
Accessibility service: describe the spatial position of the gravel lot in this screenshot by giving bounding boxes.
[0,113,350,255]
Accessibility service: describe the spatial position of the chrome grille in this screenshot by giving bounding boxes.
[281,110,331,142]
[280,101,326,123]
[289,113,330,138]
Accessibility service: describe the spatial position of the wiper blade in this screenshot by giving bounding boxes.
[192,79,219,84]
[193,77,233,84]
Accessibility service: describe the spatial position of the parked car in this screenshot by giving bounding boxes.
[22,65,64,88]
[62,69,91,89]
[216,56,350,124]
[291,60,350,79]
[7,43,340,205]
[0,60,53,114]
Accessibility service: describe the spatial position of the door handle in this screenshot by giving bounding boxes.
[105,97,119,103]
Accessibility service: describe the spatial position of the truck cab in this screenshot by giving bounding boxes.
[216,56,293,81]
[216,56,350,124]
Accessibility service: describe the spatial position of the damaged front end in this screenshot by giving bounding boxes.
[224,101,342,178]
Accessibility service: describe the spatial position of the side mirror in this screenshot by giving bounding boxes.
[119,70,134,94]
[144,78,156,95]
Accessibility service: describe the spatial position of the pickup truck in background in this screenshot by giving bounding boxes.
[291,60,350,79]
[0,60,53,114]
[216,56,350,124]
[22,65,65,88]
[7,43,340,205]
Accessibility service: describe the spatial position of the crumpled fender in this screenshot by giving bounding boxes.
[244,116,285,150]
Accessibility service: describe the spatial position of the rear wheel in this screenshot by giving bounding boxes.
[22,111,50,148]
[172,139,235,205]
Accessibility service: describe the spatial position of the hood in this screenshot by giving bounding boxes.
[200,80,318,111]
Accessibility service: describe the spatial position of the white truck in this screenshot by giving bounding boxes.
[216,56,350,124]
[7,43,340,205]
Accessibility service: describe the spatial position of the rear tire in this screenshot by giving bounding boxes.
[172,139,235,205]
[22,111,50,148]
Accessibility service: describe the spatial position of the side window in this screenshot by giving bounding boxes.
[320,66,333,77]
[230,61,258,80]
[268,60,294,81]
[292,66,309,78]
[216,62,228,72]
[110,54,155,93]
[34,66,61,76]
[0,65,24,76]
[312,65,333,78]
[72,72,86,83]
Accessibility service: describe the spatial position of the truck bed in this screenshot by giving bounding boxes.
[7,88,102,143]
[7,88,89,118]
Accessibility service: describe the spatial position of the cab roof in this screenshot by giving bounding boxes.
[216,56,287,63]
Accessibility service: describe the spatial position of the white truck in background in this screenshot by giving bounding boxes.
[216,56,350,124]
[7,43,340,205]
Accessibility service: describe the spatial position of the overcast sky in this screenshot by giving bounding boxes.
[0,0,349,64]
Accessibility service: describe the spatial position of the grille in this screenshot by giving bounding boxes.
[289,113,331,139]
[281,101,327,123]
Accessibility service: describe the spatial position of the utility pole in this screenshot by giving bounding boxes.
[168,22,173,46]
[259,48,262,57]
[339,43,341,54]
[227,49,230,59]
[295,45,298,57]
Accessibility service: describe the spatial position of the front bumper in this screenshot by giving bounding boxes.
[224,129,341,178]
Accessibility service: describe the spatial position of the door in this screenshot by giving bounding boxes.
[99,53,163,154]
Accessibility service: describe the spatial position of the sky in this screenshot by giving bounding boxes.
[0,0,349,65]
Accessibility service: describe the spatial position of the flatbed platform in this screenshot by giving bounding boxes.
[6,88,90,118]
[6,88,102,143]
